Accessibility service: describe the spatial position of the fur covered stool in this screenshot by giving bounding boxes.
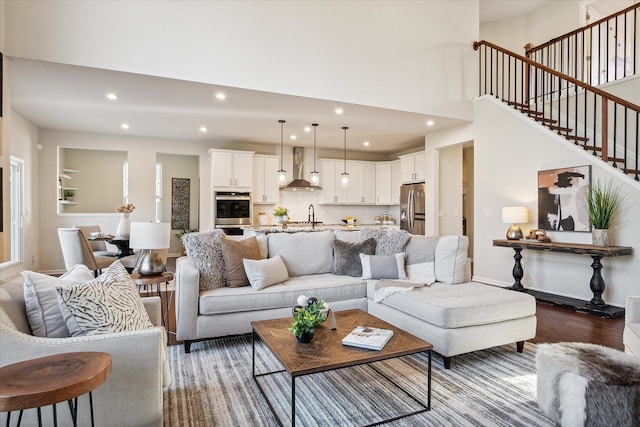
[536,342,640,427]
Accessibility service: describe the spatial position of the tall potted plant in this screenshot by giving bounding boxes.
[587,180,623,246]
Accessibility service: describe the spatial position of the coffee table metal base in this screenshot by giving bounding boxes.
[252,330,431,427]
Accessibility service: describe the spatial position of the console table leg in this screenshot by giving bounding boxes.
[291,377,296,427]
[589,255,606,306]
[510,248,525,291]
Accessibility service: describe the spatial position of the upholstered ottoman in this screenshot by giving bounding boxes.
[536,342,640,427]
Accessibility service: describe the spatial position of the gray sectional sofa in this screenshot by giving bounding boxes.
[175,229,537,367]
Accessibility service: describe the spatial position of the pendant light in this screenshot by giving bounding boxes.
[277,119,287,186]
[310,123,320,186]
[340,126,349,188]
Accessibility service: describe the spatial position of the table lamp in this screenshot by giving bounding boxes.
[129,222,171,276]
[502,206,528,240]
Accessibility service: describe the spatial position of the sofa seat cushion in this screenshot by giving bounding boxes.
[371,281,536,328]
[199,273,366,315]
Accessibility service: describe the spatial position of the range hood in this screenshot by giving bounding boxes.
[281,147,322,191]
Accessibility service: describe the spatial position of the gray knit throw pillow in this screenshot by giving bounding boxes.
[360,227,411,256]
[182,230,226,290]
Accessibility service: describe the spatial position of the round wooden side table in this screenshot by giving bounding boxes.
[130,271,175,331]
[0,352,111,427]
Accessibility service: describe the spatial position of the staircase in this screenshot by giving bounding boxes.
[473,39,640,181]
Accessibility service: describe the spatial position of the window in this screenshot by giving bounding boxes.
[155,162,163,223]
[10,156,24,262]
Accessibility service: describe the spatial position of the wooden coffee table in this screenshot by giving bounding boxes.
[251,309,432,426]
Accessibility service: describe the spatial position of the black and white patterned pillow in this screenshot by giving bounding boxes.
[56,261,153,336]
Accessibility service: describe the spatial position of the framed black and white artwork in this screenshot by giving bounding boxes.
[538,165,591,232]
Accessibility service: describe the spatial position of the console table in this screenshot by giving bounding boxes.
[493,239,632,316]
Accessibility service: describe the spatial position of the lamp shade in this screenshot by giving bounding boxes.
[502,207,528,224]
[129,222,171,249]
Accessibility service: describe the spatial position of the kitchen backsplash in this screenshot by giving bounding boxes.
[253,190,400,226]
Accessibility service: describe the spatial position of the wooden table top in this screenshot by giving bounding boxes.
[493,239,633,257]
[251,309,432,377]
[130,271,174,285]
[0,352,112,412]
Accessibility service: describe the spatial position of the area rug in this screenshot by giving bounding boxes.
[164,336,553,426]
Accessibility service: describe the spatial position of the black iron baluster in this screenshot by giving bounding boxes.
[508,52,511,103]
[501,51,505,101]
[624,11,627,78]
[635,111,639,181]
[490,46,493,96]
[484,44,487,96]
[613,102,618,167]
[557,73,562,135]
[593,91,597,155]
[590,26,594,85]
[623,106,628,173]
[634,9,637,76]
[614,15,618,82]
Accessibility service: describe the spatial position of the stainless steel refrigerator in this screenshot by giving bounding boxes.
[400,182,425,235]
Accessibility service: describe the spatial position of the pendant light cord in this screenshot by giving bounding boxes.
[312,123,318,172]
[342,126,349,173]
[279,119,285,170]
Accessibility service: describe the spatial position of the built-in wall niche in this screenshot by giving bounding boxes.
[57,147,128,214]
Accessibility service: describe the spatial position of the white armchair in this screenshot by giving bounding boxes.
[0,276,170,427]
[624,295,640,357]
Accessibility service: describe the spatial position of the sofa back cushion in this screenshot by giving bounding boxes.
[434,235,469,284]
[268,230,334,276]
[404,235,438,284]
[360,227,411,256]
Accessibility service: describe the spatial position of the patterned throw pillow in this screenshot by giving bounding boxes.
[182,230,226,290]
[22,264,95,337]
[56,261,153,336]
[360,228,411,256]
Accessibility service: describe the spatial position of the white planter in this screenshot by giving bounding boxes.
[592,229,610,247]
[276,215,288,223]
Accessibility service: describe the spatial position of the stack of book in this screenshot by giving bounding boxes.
[342,326,394,351]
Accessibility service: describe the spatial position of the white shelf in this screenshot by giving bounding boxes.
[59,200,78,205]
[59,174,72,180]
[62,168,79,173]
[62,187,78,191]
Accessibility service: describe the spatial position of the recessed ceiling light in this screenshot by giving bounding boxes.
[199,126,208,133]
[290,135,297,140]
[304,126,311,132]
[215,92,226,100]
[426,120,435,126]
[335,108,344,115]
[106,92,118,101]
[121,123,130,130]
[363,141,370,147]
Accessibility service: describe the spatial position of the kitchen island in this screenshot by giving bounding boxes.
[244,223,398,235]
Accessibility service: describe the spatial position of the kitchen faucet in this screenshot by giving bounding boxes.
[308,204,316,227]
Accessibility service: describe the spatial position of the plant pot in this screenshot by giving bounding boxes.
[592,229,610,247]
[276,215,288,223]
[295,329,314,343]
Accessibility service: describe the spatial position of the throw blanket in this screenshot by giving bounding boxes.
[374,279,428,303]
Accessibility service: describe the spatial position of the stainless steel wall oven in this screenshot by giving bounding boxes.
[214,191,252,235]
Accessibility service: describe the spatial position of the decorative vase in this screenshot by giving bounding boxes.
[592,229,610,247]
[116,213,131,239]
[277,215,288,223]
[295,329,314,343]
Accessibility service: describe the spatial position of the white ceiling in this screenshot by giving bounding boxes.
[8,1,550,155]
[9,58,467,155]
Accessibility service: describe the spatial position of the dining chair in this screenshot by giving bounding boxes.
[57,228,115,276]
[75,225,118,258]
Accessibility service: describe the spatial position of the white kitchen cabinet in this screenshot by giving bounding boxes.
[376,160,401,205]
[209,149,254,189]
[347,161,376,204]
[253,155,279,204]
[399,151,425,183]
[319,159,348,204]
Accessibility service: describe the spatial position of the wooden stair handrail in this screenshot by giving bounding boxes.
[473,40,640,114]
[525,3,640,56]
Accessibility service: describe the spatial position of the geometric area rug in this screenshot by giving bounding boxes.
[164,335,554,426]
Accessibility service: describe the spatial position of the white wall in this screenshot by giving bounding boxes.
[481,1,581,54]
[37,129,211,273]
[439,145,464,235]
[432,96,640,308]
[4,1,477,120]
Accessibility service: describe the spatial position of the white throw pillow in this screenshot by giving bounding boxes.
[360,252,407,280]
[243,255,289,291]
[56,261,153,336]
[22,264,95,337]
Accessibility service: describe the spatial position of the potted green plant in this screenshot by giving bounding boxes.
[587,180,624,246]
[273,206,289,223]
[64,190,75,201]
[288,298,326,343]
